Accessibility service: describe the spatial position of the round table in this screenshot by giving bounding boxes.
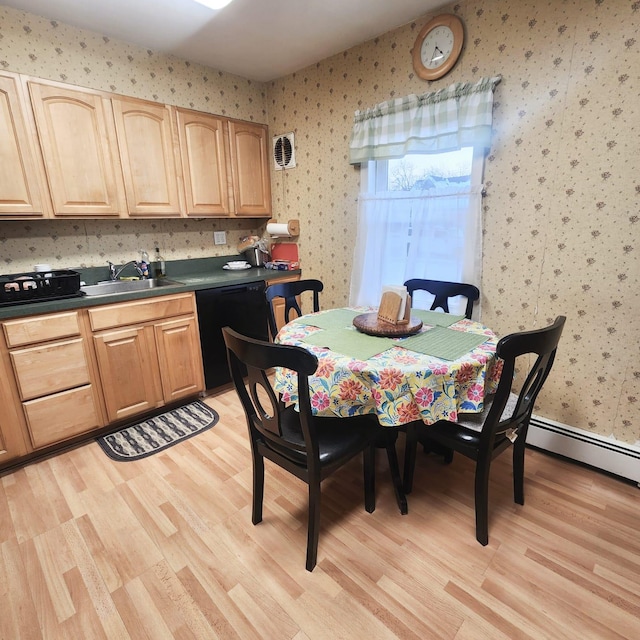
[274,309,501,428]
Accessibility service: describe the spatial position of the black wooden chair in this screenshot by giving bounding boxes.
[222,326,376,571]
[265,279,323,339]
[404,278,480,320]
[403,316,566,545]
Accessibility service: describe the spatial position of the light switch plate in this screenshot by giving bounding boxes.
[213,231,227,245]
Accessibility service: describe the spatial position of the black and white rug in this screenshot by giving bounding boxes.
[97,400,219,461]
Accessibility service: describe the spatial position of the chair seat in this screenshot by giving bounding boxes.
[455,392,519,432]
[261,406,374,467]
[423,392,518,456]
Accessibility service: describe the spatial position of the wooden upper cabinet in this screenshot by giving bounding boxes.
[228,120,272,217]
[27,80,126,217]
[112,97,184,217]
[176,108,232,217]
[0,73,50,218]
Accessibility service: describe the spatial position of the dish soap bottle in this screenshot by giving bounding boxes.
[139,250,150,278]
[154,246,166,278]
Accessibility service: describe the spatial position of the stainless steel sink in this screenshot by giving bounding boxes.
[80,278,181,296]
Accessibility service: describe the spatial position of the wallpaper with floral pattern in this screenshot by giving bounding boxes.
[0,1,638,444]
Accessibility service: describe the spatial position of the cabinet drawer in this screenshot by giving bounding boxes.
[88,293,196,331]
[11,338,91,401]
[23,385,101,449]
[3,311,80,347]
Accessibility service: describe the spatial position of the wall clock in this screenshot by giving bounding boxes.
[412,14,464,81]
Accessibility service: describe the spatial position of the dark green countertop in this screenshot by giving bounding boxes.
[0,256,301,320]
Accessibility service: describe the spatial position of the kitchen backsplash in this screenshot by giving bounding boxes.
[0,218,264,272]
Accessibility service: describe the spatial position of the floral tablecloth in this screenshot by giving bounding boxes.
[273,308,502,427]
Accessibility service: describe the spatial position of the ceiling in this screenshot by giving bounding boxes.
[3,0,448,82]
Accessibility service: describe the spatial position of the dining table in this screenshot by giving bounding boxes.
[273,306,502,513]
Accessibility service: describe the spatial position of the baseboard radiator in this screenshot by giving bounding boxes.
[527,415,640,485]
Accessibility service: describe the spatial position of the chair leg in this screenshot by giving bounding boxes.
[474,458,491,546]
[363,446,376,513]
[403,422,418,495]
[513,439,526,505]
[251,452,264,525]
[306,480,321,571]
[384,434,408,515]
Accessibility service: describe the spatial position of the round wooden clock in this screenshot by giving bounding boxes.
[412,14,464,81]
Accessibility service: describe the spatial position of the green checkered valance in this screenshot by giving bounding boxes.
[349,76,501,165]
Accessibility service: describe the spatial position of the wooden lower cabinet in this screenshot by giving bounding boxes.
[1,310,104,453]
[89,292,204,424]
[0,293,204,469]
[23,385,102,449]
[155,316,204,403]
[93,324,163,423]
[0,344,30,463]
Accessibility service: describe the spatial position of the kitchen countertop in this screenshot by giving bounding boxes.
[0,257,301,320]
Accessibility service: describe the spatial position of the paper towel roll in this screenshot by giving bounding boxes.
[266,222,293,237]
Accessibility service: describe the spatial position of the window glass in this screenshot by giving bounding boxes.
[383,147,474,192]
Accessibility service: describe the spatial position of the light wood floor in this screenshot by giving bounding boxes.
[1,387,639,639]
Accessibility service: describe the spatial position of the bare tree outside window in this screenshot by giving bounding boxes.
[388,148,474,191]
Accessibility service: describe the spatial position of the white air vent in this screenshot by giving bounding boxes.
[273,132,296,170]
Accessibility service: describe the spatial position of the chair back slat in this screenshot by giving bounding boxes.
[223,326,319,458]
[483,316,566,440]
[404,278,480,319]
[265,279,324,338]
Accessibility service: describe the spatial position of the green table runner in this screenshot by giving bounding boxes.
[302,328,395,361]
[399,326,488,361]
[292,308,360,330]
[411,309,465,327]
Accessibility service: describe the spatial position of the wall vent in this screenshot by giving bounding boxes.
[272,132,296,170]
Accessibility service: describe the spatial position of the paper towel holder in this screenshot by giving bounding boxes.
[267,219,299,238]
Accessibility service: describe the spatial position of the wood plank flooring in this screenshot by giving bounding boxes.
[1,387,639,639]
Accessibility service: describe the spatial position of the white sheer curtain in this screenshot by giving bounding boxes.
[349,185,484,315]
[348,77,500,317]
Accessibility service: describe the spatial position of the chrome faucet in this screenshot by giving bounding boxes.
[107,260,144,281]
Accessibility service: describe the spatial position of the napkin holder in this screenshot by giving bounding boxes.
[378,291,412,325]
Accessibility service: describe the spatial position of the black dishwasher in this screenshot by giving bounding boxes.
[195,281,270,390]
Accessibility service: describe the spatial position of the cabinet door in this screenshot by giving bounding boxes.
[112,98,184,217]
[155,316,204,403]
[176,108,232,217]
[228,120,271,217]
[93,325,163,423]
[27,80,126,217]
[0,73,49,218]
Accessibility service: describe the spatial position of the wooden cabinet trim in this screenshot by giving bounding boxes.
[88,292,196,331]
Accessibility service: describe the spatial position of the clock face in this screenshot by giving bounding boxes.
[420,26,455,69]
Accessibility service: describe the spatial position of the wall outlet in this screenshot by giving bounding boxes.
[213,231,227,245]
